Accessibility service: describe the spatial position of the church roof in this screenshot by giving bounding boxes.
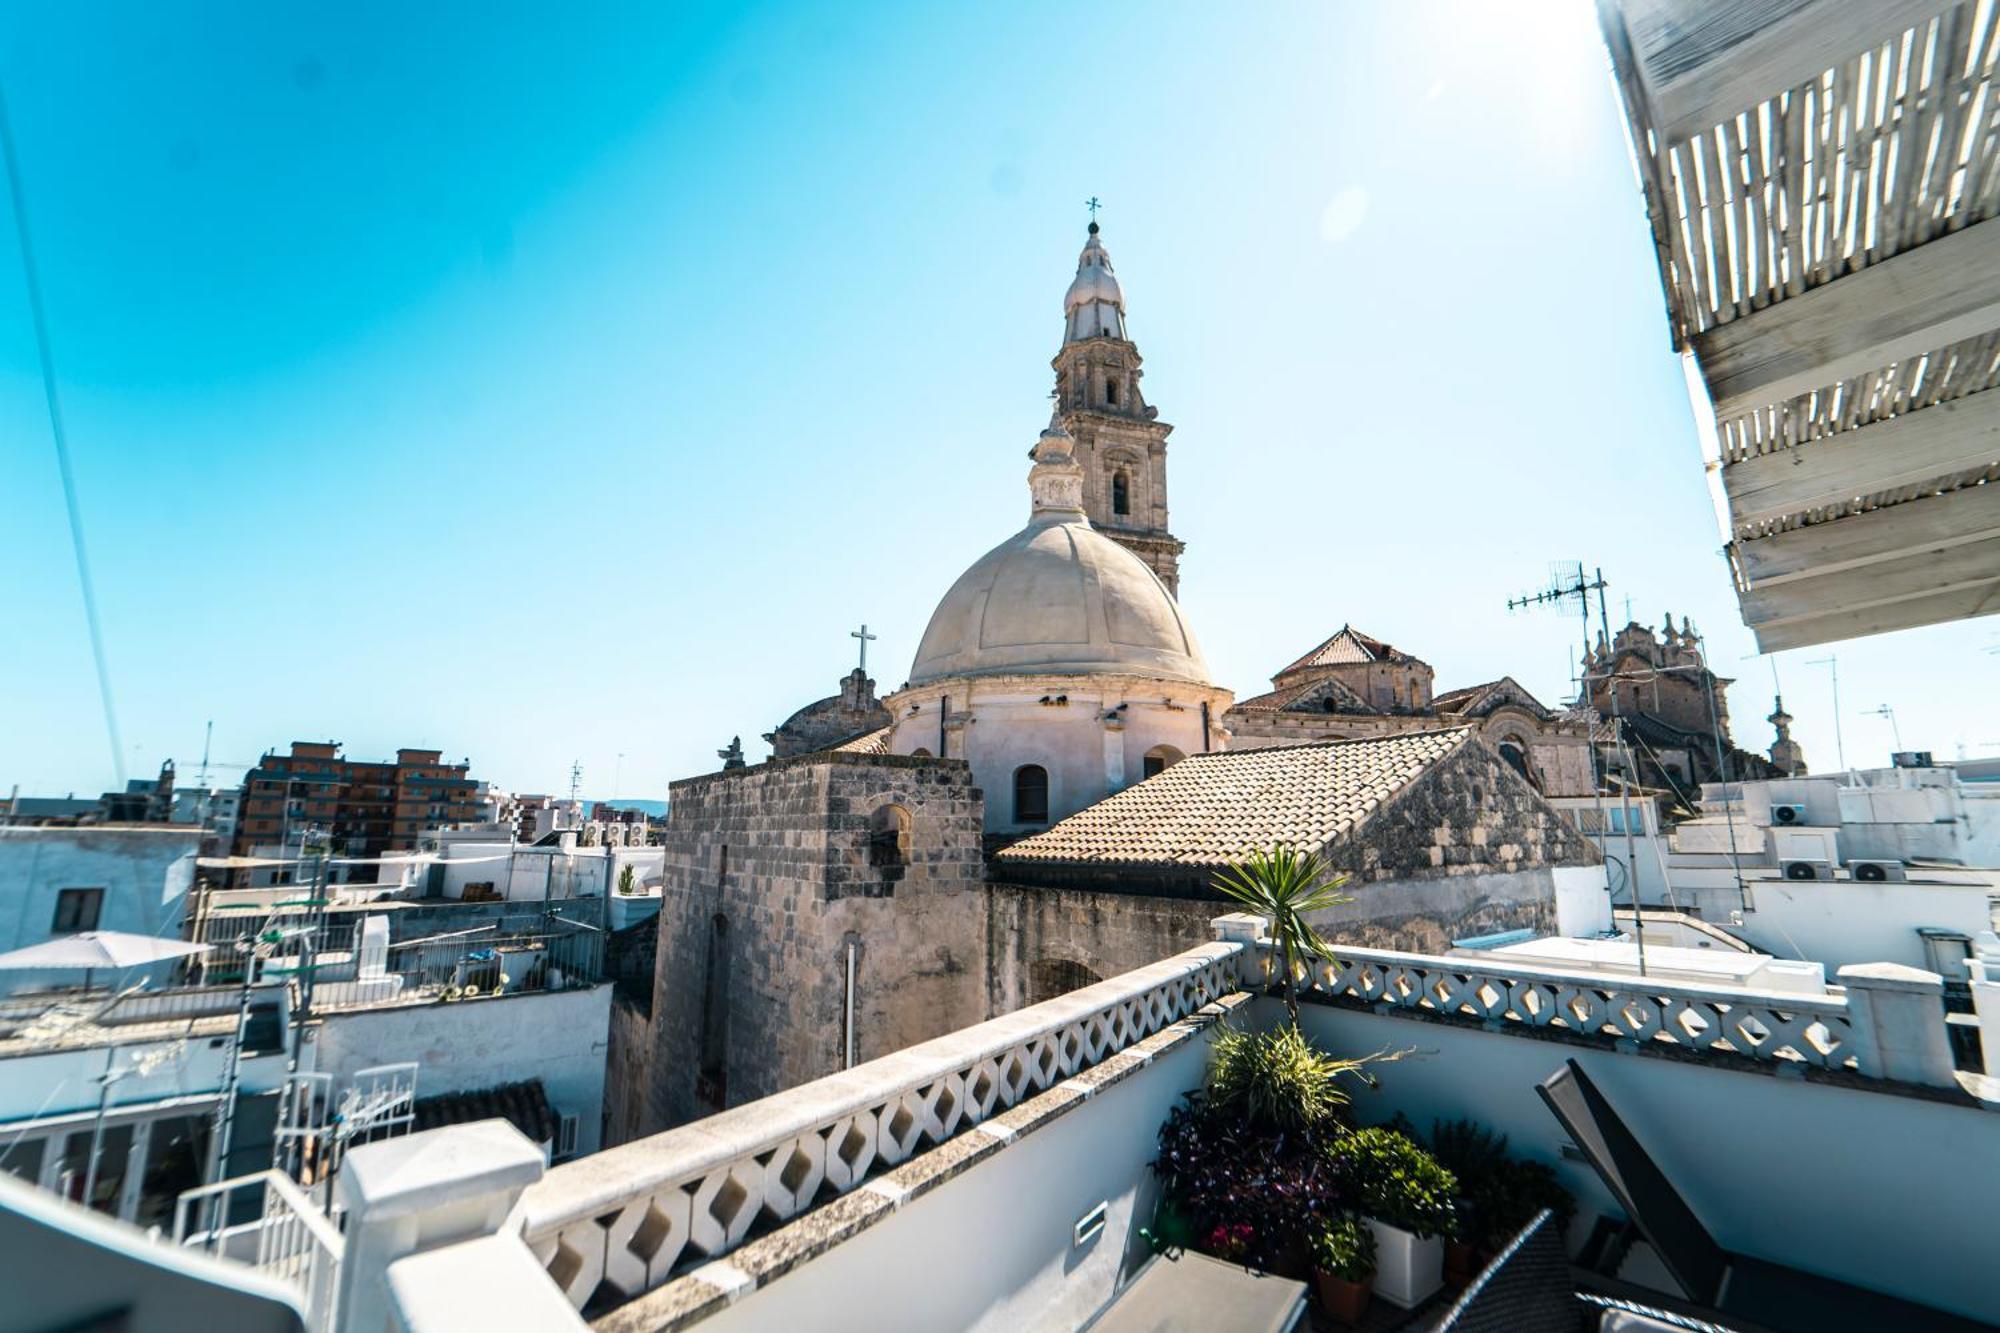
[1431,677,1553,720]
[830,726,892,755]
[993,728,1474,869]
[1275,625,1420,676]
[1229,674,1378,715]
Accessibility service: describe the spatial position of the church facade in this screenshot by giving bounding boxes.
[620,224,1608,1141]
[1225,626,1598,797]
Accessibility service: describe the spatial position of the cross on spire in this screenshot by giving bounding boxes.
[850,623,878,672]
[1085,196,1101,221]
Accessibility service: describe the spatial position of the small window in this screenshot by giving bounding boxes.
[51,888,103,934]
[557,1114,580,1159]
[869,804,911,872]
[1014,765,1049,825]
[1111,470,1130,516]
[1105,377,1120,406]
[1142,745,1184,780]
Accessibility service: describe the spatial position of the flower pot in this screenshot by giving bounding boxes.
[1444,1238,1479,1288]
[1364,1217,1444,1308]
[1314,1269,1373,1325]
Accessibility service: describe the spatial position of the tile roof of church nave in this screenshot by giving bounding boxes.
[993,727,1475,868]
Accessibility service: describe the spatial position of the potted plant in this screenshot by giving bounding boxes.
[1308,1214,1376,1325]
[1333,1126,1457,1308]
[1426,1119,1510,1284]
[1150,1024,1369,1276]
[1212,845,1352,1026]
[616,864,637,896]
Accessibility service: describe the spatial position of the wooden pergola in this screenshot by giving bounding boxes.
[1597,0,2000,650]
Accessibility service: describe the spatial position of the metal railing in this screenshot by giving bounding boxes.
[174,1169,344,1333]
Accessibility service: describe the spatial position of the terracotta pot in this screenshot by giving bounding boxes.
[1314,1269,1373,1325]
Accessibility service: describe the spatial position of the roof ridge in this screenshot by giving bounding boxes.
[1216,725,1474,757]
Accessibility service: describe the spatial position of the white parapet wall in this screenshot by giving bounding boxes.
[1292,996,1999,1326]
[314,984,612,1158]
[512,938,1246,1313]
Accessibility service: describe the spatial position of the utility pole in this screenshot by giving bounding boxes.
[1806,655,1846,772]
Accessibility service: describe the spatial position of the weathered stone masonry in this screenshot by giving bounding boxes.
[645,753,986,1133]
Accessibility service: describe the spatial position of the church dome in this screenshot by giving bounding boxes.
[908,416,1211,686]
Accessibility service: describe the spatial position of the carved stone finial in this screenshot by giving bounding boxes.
[718,736,746,770]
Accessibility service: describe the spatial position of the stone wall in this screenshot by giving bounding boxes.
[602,994,654,1148]
[1325,737,1598,884]
[635,740,1597,1136]
[645,753,986,1132]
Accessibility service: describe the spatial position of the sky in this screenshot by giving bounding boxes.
[3,1,1996,803]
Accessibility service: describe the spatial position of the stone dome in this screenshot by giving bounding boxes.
[908,416,1211,686]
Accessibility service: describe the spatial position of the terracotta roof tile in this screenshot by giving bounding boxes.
[1275,625,1423,677]
[1230,675,1377,715]
[994,728,1473,869]
[829,726,893,755]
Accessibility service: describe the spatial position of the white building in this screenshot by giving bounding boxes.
[0,826,203,993]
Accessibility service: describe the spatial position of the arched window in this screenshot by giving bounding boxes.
[909,747,933,759]
[696,913,731,1108]
[1014,765,1049,825]
[1028,958,1102,1004]
[1111,470,1130,516]
[1497,740,1540,791]
[1105,377,1120,406]
[1142,744,1184,779]
[868,804,910,874]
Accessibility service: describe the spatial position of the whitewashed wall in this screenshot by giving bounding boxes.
[1731,878,1995,972]
[0,827,200,957]
[693,1012,1219,1333]
[1292,1001,1998,1326]
[314,985,611,1157]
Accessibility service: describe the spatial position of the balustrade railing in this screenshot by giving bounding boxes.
[515,939,1245,1310]
[1269,942,1864,1071]
[173,1169,344,1333]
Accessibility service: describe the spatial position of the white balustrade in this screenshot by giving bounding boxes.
[515,939,1245,1310]
[1270,941,1875,1072]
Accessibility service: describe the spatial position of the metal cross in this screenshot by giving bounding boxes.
[851,623,878,672]
[1085,196,1101,220]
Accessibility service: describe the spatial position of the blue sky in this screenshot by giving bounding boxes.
[3,2,1995,801]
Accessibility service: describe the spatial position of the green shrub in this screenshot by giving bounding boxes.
[1428,1118,1510,1183]
[1307,1213,1376,1281]
[1206,1024,1372,1135]
[1332,1127,1459,1239]
[1472,1158,1574,1249]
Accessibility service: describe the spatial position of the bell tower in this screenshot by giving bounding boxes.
[1051,220,1185,595]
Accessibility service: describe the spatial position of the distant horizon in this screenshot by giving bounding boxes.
[6,2,1996,798]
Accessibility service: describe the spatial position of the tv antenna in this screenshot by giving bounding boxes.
[1863,704,1903,754]
[568,759,582,805]
[1507,562,1611,688]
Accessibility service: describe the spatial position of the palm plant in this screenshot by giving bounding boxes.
[1212,845,1351,1026]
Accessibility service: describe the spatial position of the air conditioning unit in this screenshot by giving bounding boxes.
[1771,803,1809,825]
[1848,859,1909,883]
[1781,859,1834,881]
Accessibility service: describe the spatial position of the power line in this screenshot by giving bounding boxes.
[0,83,123,784]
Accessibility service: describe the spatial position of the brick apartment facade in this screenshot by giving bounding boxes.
[232,741,482,874]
